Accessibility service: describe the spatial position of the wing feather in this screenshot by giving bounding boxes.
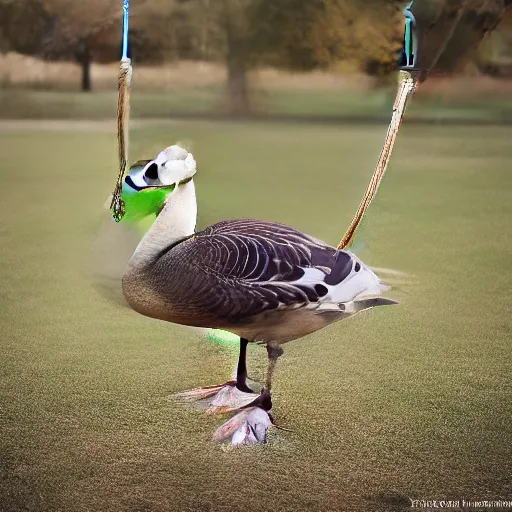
[153,219,381,322]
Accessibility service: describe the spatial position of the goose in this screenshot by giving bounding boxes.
[121,144,397,445]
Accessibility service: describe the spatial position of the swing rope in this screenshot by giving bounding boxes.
[338,2,419,250]
[110,0,132,222]
[338,71,417,250]
[109,0,419,234]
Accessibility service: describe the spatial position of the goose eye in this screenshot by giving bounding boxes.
[354,262,361,272]
[144,163,159,181]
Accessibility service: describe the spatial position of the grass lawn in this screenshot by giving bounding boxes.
[2,87,512,124]
[0,120,511,511]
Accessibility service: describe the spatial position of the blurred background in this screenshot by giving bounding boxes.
[0,0,512,121]
[1,2,511,512]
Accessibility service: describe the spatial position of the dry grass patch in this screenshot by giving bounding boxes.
[3,52,512,100]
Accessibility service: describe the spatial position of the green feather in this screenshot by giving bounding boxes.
[121,186,174,224]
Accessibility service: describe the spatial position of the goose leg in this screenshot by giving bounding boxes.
[213,343,283,445]
[247,343,283,411]
[174,337,258,413]
[235,338,254,393]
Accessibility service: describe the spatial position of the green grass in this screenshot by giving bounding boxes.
[2,87,512,123]
[0,88,223,119]
[1,120,511,511]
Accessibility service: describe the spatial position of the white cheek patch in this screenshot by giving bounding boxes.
[158,150,197,186]
[159,160,186,185]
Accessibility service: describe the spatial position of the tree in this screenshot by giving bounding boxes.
[406,0,512,80]
[0,0,178,91]
[170,0,403,113]
[0,0,52,55]
[0,0,123,91]
[474,7,512,77]
[252,0,403,78]
[170,0,256,115]
[48,0,125,90]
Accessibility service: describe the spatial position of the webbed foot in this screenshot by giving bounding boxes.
[174,382,259,414]
[213,406,272,445]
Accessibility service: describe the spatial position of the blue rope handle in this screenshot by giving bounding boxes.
[122,0,130,60]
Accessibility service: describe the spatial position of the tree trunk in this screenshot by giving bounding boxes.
[223,0,251,116]
[226,59,249,116]
[76,40,92,92]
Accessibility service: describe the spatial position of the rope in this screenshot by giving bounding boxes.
[337,0,421,250]
[337,72,418,250]
[110,0,132,222]
[109,0,418,231]
[338,71,417,249]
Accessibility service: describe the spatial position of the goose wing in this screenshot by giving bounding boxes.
[159,219,382,322]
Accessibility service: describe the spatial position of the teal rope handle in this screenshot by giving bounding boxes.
[401,1,418,71]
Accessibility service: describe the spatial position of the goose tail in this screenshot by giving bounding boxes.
[344,297,398,313]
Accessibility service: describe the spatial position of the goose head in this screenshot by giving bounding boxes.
[120,145,197,223]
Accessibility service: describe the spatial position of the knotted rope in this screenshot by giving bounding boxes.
[110,0,132,222]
